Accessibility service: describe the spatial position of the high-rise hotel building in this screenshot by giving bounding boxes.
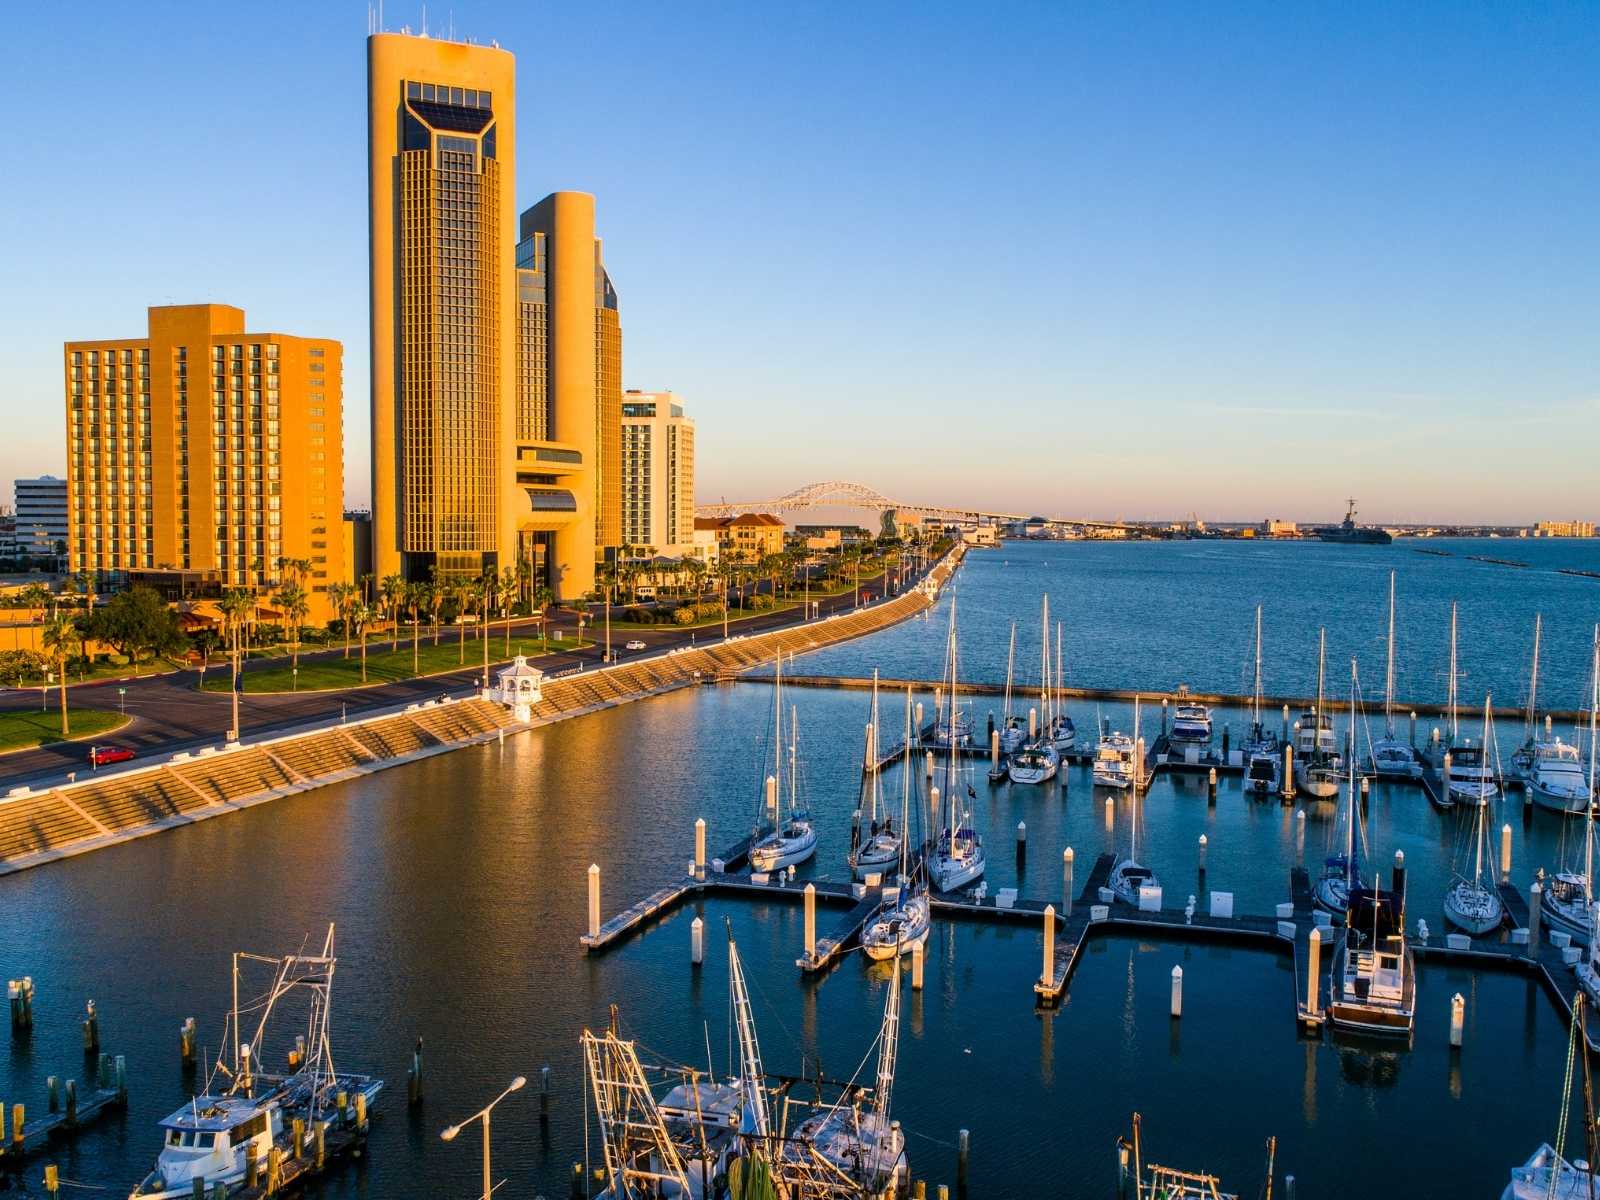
[63,304,344,611]
[620,391,695,552]
[368,31,621,597]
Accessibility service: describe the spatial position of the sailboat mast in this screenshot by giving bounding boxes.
[1587,626,1598,899]
[1039,596,1050,730]
[1253,604,1263,728]
[1473,704,1487,887]
[1346,660,1356,889]
[1131,697,1141,861]
[869,670,881,822]
[1004,623,1016,725]
[1055,620,1064,722]
[900,688,912,881]
[1527,614,1542,738]
[773,654,783,801]
[1385,572,1396,732]
[872,933,903,1127]
[1449,603,1459,740]
[1316,628,1326,715]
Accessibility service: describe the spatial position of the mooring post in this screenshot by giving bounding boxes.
[1450,993,1465,1048]
[180,1017,197,1070]
[115,1055,126,1103]
[1409,710,1417,746]
[694,817,706,877]
[1281,704,1290,744]
[1135,737,1146,790]
[1029,706,1038,739]
[65,1081,77,1126]
[930,786,941,840]
[1197,834,1207,879]
[1282,743,1295,800]
[990,729,1000,772]
[912,939,925,991]
[1360,776,1369,812]
[541,1065,552,1121]
[82,1000,99,1055]
[1285,1174,1296,1200]
[1016,821,1026,864]
[45,1164,60,1198]
[916,702,924,733]
[245,1141,259,1188]
[1306,927,1322,1019]
[46,1075,58,1113]
[291,1117,305,1160]
[690,916,705,966]
[588,864,601,940]
[1063,847,1074,915]
[1118,1140,1131,1197]
[765,774,777,819]
[957,1129,970,1191]
[1170,966,1183,1018]
[925,751,934,780]
[804,884,817,960]
[915,1180,927,1199]
[864,722,875,771]
[1161,697,1168,735]
[1041,905,1056,986]
[314,1121,326,1171]
[8,977,34,1033]
[408,1037,423,1105]
[1295,809,1306,862]
[938,1185,950,1200]
[1500,824,1512,884]
[1207,767,1217,804]
[1528,880,1543,955]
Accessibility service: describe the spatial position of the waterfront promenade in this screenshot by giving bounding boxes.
[0,548,963,875]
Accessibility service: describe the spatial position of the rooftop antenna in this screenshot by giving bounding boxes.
[421,3,428,37]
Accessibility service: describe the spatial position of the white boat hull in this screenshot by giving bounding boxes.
[1530,779,1592,814]
[1093,769,1132,789]
[1295,763,1339,800]
[933,849,985,894]
[860,895,932,960]
[1443,881,1504,935]
[1504,1144,1596,1200]
[751,825,818,873]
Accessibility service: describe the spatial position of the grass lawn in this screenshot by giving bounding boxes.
[605,599,801,632]
[0,708,129,753]
[200,634,583,693]
[3,655,186,689]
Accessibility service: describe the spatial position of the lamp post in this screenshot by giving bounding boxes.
[440,1075,526,1200]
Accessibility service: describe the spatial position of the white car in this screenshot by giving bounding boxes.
[624,639,646,651]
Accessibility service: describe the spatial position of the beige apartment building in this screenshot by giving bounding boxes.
[620,391,695,553]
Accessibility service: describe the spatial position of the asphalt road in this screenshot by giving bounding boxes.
[0,566,918,790]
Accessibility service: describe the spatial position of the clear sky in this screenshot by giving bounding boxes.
[2,1,1595,525]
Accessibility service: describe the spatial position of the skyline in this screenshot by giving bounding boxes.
[2,1,1597,524]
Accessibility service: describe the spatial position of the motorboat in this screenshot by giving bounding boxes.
[1328,879,1414,1038]
[1445,739,1498,807]
[1244,749,1281,797]
[1170,703,1212,743]
[1527,739,1591,814]
[1094,731,1136,789]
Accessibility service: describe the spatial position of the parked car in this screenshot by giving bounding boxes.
[624,639,647,651]
[88,745,135,766]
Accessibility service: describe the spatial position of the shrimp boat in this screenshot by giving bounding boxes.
[1315,663,1366,918]
[1294,629,1341,801]
[1328,859,1415,1038]
[1242,605,1280,796]
[1543,629,1600,945]
[1110,703,1159,906]
[850,671,902,881]
[1443,738,1506,935]
[1502,994,1599,1200]
[129,927,383,1200]
[1369,572,1420,778]
[862,690,932,960]
[750,654,817,873]
[930,600,985,893]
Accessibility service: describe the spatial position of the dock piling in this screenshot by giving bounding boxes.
[1282,744,1294,800]
[245,1141,259,1188]
[1041,906,1055,987]
[8,1103,19,1155]
[930,786,941,838]
[46,1076,57,1113]
[938,1185,950,1200]
[1063,848,1074,915]
[1029,707,1038,739]
[1016,822,1026,864]
[180,1017,197,1070]
[1306,927,1322,1020]
[864,722,874,771]
[541,1065,552,1120]
[1286,1174,1296,1200]
[1207,767,1217,804]
[1281,704,1289,744]
[1197,834,1207,879]
[588,864,601,940]
[8,977,33,1033]
[291,1117,304,1160]
[1360,776,1369,812]
[1529,881,1543,955]
[990,729,999,772]
[765,775,777,819]
[45,1164,59,1198]
[82,1001,98,1055]
[804,884,816,960]
[912,940,924,990]
[115,1055,126,1102]
[691,915,706,966]
[694,818,706,877]
[1501,824,1512,884]
[1450,993,1465,1048]
[957,1129,969,1191]
[925,751,934,780]
[1103,796,1113,830]
[64,1081,75,1126]
[408,1037,423,1105]
[1295,809,1306,861]
[1170,966,1183,1018]
[1410,711,1417,746]
[314,1121,326,1171]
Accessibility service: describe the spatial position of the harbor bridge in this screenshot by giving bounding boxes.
[693,480,1128,529]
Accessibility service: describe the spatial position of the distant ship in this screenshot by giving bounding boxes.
[1319,498,1392,545]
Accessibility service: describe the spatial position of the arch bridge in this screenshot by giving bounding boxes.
[694,481,1125,529]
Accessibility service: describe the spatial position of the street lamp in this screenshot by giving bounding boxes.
[440,1075,526,1200]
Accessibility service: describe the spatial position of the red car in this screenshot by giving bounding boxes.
[87,745,135,767]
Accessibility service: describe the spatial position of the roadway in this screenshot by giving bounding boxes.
[0,566,916,791]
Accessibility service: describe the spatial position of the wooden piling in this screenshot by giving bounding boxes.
[1170,966,1183,1018]
[541,1065,552,1120]
[1198,834,1207,878]
[45,1164,60,1197]
[694,817,706,875]
[1063,847,1074,915]
[1028,706,1038,739]
[8,977,33,1033]
[1015,821,1026,863]
[1305,928,1322,1020]
[1104,796,1113,828]
[692,916,704,965]
[82,1001,98,1055]
[1529,880,1543,956]
[180,1017,197,1070]
[267,1146,283,1193]
[912,940,924,991]
[8,1103,19,1156]
[588,864,601,939]
[804,884,817,959]
[1450,993,1465,1048]
[925,750,934,780]
[64,1081,76,1127]
[957,1129,969,1191]
[1041,906,1055,987]
[314,1121,326,1171]
[765,775,777,818]
[291,1117,305,1159]
[245,1141,259,1187]
[990,728,1000,771]
[1282,744,1295,799]
[1207,767,1217,803]
[46,1075,57,1113]
[1500,824,1512,884]
[408,1037,423,1105]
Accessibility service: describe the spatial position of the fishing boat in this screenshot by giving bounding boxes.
[749,654,817,873]
[1294,629,1341,801]
[1241,606,1280,796]
[1328,867,1415,1038]
[1543,629,1600,945]
[1502,995,1598,1200]
[1443,749,1505,934]
[862,690,932,960]
[129,927,383,1200]
[850,672,902,881]
[1369,572,1420,778]
[1117,1114,1276,1200]
[930,600,985,893]
[998,622,1026,755]
[1110,704,1159,906]
[1093,729,1136,790]
[1315,663,1366,918]
[1169,702,1212,744]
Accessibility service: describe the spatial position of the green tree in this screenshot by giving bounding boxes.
[219,589,254,736]
[275,581,310,680]
[498,567,518,655]
[406,581,425,676]
[327,581,356,658]
[428,577,446,647]
[380,573,405,653]
[42,613,81,738]
[350,602,374,683]
[90,587,183,676]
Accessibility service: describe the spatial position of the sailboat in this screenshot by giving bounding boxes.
[850,671,902,881]
[1445,693,1501,807]
[1294,628,1341,800]
[931,599,985,893]
[998,622,1026,755]
[129,927,384,1200]
[1522,616,1594,813]
[1110,702,1159,906]
[1242,605,1281,796]
[1369,572,1420,778]
[1315,662,1366,917]
[862,690,932,960]
[1544,627,1600,945]
[1502,994,1599,1200]
[1046,619,1076,753]
[1443,718,1506,934]
[1009,598,1060,784]
[749,654,818,873]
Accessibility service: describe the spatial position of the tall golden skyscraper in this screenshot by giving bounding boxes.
[368,32,518,585]
[368,32,623,597]
[64,304,344,615]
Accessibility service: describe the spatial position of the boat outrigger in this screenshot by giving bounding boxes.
[129,927,383,1200]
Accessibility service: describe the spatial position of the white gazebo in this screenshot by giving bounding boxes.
[494,655,544,719]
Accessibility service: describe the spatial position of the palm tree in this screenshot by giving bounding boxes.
[350,602,373,683]
[428,577,445,647]
[42,613,80,738]
[453,578,474,665]
[499,567,518,656]
[219,589,254,739]
[327,581,355,658]
[275,581,310,683]
[380,573,404,653]
[19,583,49,650]
[406,581,425,676]
[533,585,555,651]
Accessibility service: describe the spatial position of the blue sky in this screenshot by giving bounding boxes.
[2,1,1595,524]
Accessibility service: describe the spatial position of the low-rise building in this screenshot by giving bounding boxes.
[693,513,784,563]
[1534,519,1595,538]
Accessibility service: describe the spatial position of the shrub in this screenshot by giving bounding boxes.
[673,607,696,626]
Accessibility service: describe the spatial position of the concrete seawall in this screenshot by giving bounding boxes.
[0,547,964,876]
